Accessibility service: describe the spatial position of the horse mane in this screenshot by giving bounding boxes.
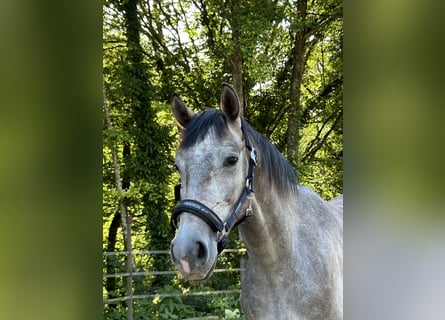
[180,109,298,193]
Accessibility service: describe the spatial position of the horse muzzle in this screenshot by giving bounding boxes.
[170,213,218,281]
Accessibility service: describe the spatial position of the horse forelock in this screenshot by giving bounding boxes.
[178,108,297,194]
[179,109,228,149]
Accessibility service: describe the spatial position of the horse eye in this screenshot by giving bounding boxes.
[225,156,238,167]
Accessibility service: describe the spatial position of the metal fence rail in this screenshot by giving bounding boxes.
[104,267,245,278]
[105,289,242,304]
[103,249,246,256]
[103,248,246,305]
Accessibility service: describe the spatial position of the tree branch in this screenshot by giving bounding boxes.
[302,109,342,164]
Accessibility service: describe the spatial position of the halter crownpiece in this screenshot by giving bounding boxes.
[170,119,257,255]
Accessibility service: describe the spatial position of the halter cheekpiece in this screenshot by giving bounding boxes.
[171,120,257,255]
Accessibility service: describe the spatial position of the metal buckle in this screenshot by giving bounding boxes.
[245,198,253,217]
[217,227,229,241]
[250,147,257,166]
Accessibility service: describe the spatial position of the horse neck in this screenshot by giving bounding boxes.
[238,176,298,266]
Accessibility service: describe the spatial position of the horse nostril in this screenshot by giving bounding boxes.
[170,243,178,263]
[196,241,207,261]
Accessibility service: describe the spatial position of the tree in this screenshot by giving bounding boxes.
[103,0,342,317]
[285,0,342,169]
[103,0,174,296]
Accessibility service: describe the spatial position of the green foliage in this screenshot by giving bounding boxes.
[103,0,342,318]
[103,282,244,319]
[148,285,197,319]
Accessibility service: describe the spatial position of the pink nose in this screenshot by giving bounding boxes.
[179,259,191,273]
[171,240,209,274]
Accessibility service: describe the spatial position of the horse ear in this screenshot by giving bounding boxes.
[172,94,195,129]
[220,83,240,122]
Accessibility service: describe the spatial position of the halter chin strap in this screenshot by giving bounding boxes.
[171,119,257,255]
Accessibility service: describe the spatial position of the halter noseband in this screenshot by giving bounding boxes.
[170,120,257,255]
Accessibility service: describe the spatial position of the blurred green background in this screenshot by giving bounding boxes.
[0,1,102,319]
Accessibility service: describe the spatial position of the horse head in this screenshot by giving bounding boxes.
[170,84,253,281]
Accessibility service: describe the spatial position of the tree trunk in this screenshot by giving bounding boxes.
[104,142,130,304]
[232,44,244,116]
[105,212,121,296]
[228,0,244,116]
[122,0,172,291]
[287,0,308,167]
[103,77,134,320]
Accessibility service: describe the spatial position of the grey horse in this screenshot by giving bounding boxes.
[170,84,343,319]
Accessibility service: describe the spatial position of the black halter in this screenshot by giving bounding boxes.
[170,120,257,255]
